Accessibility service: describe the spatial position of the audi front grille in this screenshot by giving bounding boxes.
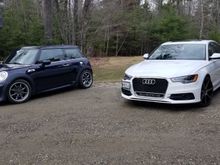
[133,78,168,98]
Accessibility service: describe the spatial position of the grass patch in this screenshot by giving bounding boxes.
[90,56,142,82]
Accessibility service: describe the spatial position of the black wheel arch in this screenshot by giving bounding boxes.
[7,76,35,95]
[203,74,213,87]
[76,67,93,81]
[199,74,214,107]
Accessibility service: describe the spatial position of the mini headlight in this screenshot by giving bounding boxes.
[124,74,132,80]
[0,71,8,82]
[171,74,198,84]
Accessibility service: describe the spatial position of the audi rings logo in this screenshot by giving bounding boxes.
[142,79,156,85]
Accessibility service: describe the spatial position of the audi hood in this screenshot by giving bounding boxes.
[125,60,209,78]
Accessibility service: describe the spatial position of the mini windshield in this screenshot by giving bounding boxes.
[149,44,206,60]
[7,49,39,65]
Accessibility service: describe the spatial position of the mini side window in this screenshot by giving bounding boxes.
[39,49,64,62]
[64,49,82,60]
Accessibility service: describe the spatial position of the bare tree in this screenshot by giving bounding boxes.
[80,0,93,50]
[199,0,204,39]
[43,0,53,43]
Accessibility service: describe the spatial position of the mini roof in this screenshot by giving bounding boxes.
[22,45,79,49]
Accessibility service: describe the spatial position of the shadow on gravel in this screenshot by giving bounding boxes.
[123,100,207,112]
[213,87,220,98]
[123,87,220,112]
[0,102,8,106]
[32,86,80,100]
[0,86,82,106]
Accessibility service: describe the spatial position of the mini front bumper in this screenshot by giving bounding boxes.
[0,83,7,102]
[121,79,202,104]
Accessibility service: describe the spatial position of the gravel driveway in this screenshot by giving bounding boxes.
[0,82,220,165]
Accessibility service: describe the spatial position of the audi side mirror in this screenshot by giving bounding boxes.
[143,53,149,60]
[210,53,220,60]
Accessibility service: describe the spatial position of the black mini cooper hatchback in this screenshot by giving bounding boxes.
[0,45,93,103]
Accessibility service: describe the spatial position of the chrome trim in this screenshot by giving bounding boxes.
[142,78,156,85]
[135,91,165,98]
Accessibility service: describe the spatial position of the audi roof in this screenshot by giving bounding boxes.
[162,40,216,45]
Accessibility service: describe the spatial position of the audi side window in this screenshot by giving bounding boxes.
[208,43,215,57]
[64,49,82,60]
[209,42,220,55]
[213,43,220,53]
[39,49,64,62]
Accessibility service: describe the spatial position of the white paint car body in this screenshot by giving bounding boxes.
[121,40,220,106]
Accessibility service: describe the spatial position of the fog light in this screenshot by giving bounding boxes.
[122,81,131,90]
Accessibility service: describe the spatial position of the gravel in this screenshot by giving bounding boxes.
[0,82,219,164]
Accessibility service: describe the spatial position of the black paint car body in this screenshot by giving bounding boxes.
[0,45,93,103]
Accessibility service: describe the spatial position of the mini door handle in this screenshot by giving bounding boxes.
[27,69,36,73]
[63,63,71,67]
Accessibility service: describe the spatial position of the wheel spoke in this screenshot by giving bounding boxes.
[204,95,207,104]
[15,94,20,100]
[201,79,213,106]
[11,93,17,97]
[205,81,210,89]
[20,93,26,97]
[207,87,213,93]
[206,94,212,99]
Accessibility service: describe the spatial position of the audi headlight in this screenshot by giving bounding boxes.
[124,74,132,80]
[171,74,198,84]
[122,81,131,89]
[0,71,8,82]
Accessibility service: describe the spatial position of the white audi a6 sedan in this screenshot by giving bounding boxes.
[121,40,220,106]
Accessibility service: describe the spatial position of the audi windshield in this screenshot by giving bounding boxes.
[149,44,206,60]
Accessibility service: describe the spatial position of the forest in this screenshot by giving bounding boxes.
[0,0,219,57]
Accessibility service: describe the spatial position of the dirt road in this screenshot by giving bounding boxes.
[0,83,219,164]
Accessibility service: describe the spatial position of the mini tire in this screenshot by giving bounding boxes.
[199,76,213,107]
[7,79,32,104]
[79,70,93,89]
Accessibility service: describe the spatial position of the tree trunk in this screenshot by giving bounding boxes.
[105,26,110,56]
[115,31,119,56]
[80,0,92,51]
[199,0,204,39]
[73,0,78,45]
[43,0,53,44]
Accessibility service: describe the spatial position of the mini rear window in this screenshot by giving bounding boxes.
[64,49,82,59]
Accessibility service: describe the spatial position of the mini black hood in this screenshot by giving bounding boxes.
[0,64,30,71]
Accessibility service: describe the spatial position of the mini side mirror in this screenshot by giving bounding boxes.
[38,60,51,66]
[210,53,220,60]
[143,53,149,60]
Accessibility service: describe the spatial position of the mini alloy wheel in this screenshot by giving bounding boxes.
[79,70,93,89]
[8,79,31,103]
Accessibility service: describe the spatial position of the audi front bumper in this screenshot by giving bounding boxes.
[121,78,202,104]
